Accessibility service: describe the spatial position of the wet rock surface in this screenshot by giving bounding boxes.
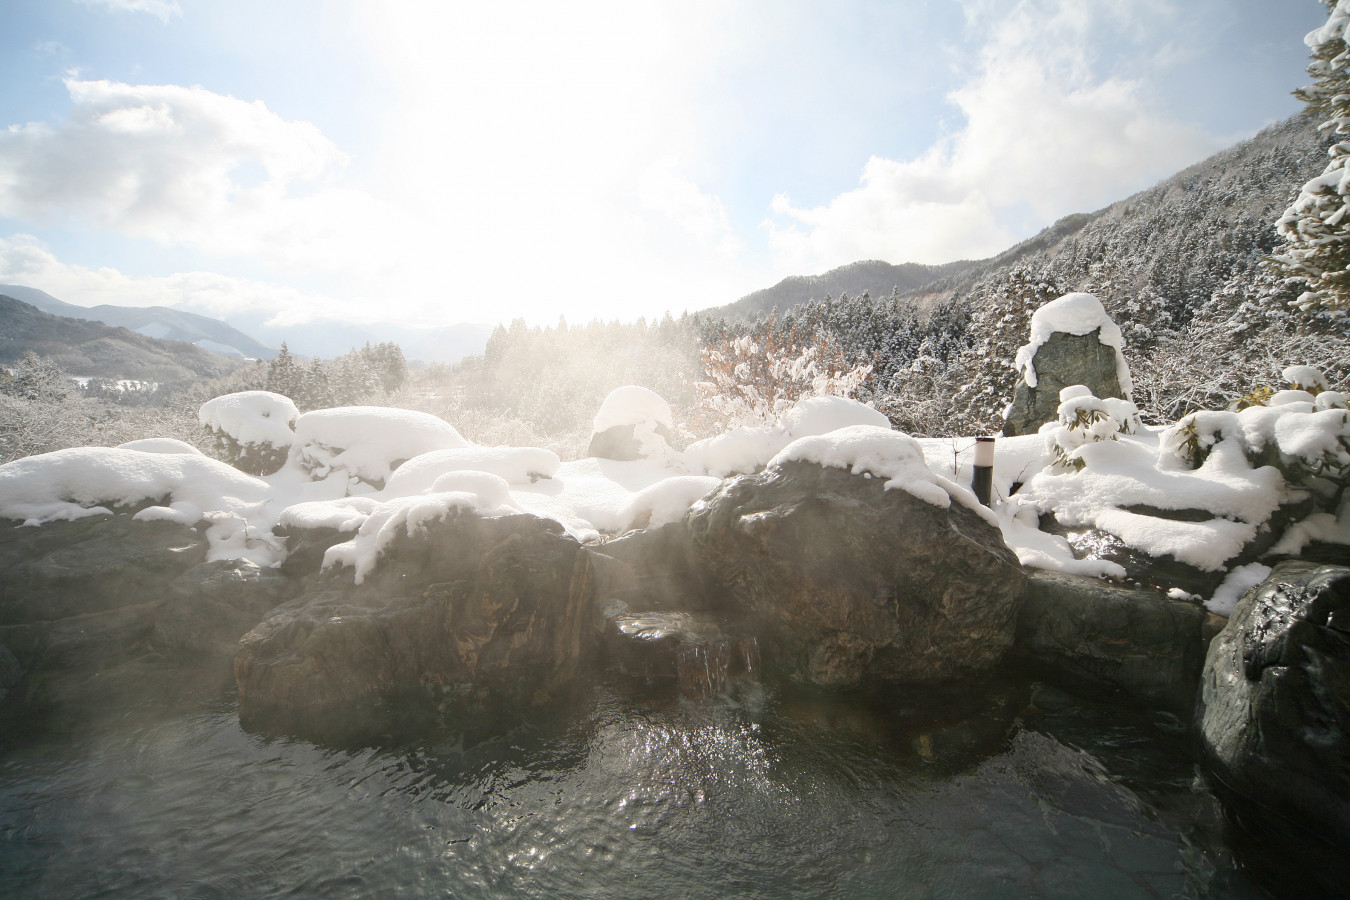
[234,511,596,732]
[0,514,207,626]
[1014,570,1206,713]
[687,460,1024,688]
[1003,329,1124,436]
[1197,561,1350,893]
[0,514,293,729]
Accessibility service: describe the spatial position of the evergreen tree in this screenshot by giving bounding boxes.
[1271,0,1350,313]
[1,352,71,402]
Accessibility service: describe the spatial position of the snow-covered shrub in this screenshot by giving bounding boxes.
[1048,386,1139,472]
[1283,364,1329,393]
[289,406,470,488]
[199,391,300,475]
[1162,376,1350,507]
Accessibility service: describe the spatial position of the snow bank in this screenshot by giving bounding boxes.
[1012,293,1132,397]
[916,433,1052,501]
[770,425,998,525]
[1022,432,1284,572]
[0,447,269,525]
[116,438,204,455]
[996,497,1126,579]
[290,406,469,486]
[683,426,788,478]
[383,446,560,496]
[199,391,299,449]
[0,447,285,566]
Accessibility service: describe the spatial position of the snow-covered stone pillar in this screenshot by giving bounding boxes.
[1003,293,1132,437]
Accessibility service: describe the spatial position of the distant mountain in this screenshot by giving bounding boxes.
[0,284,278,361]
[0,283,493,364]
[714,258,978,320]
[0,294,248,382]
[210,308,494,363]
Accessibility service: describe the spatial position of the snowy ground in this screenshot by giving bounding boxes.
[1,383,1347,615]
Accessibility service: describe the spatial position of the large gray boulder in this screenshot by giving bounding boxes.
[234,511,597,733]
[686,460,1024,688]
[1015,570,1209,713]
[0,513,296,723]
[1197,561,1350,890]
[1003,329,1125,436]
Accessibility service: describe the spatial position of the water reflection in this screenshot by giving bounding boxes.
[0,679,1271,898]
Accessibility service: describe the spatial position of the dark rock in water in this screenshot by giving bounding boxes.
[153,559,296,681]
[0,514,288,728]
[234,511,595,733]
[276,524,353,579]
[686,460,1024,688]
[0,643,21,703]
[0,514,207,626]
[1197,561,1350,893]
[1014,570,1207,713]
[587,421,674,461]
[1003,329,1124,437]
[594,522,715,610]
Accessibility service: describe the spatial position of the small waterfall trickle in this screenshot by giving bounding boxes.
[604,607,762,700]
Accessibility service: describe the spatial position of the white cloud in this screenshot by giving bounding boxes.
[0,233,347,326]
[764,0,1220,273]
[74,0,182,23]
[0,79,418,278]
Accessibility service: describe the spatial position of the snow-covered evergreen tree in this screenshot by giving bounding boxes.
[1272,0,1350,313]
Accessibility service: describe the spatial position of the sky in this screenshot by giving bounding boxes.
[0,0,1332,334]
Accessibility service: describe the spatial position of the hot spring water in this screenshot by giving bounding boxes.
[0,669,1277,899]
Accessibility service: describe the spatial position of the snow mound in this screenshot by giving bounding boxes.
[323,491,516,584]
[116,438,204,455]
[1012,293,1131,396]
[199,391,299,449]
[278,496,381,533]
[682,426,787,478]
[290,406,469,486]
[779,395,890,438]
[769,425,997,525]
[683,395,892,478]
[593,386,673,432]
[619,475,722,531]
[383,446,560,496]
[0,447,269,525]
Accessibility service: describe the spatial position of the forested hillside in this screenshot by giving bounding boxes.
[0,294,247,383]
